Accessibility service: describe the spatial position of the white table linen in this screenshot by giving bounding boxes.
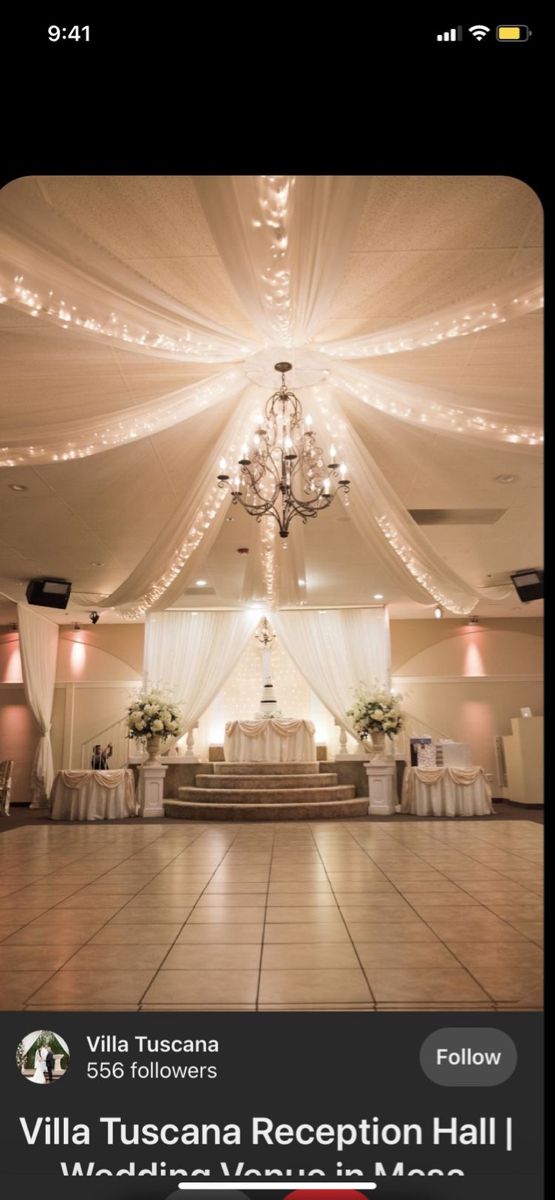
[401,766,493,817]
[224,718,316,762]
[50,769,137,821]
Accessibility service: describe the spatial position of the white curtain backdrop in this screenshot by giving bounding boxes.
[143,609,261,730]
[271,608,390,737]
[17,603,59,806]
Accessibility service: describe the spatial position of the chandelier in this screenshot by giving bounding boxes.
[254,616,275,647]
[217,362,350,538]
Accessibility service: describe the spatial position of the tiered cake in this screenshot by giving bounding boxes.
[257,680,280,718]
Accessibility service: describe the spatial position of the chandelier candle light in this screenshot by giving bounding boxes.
[217,362,350,538]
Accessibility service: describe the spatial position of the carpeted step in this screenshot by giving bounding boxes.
[213,761,320,775]
[178,785,355,804]
[195,773,338,790]
[164,797,369,821]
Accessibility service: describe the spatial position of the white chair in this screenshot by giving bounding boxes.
[0,760,14,816]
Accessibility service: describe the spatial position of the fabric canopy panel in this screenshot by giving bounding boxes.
[16,603,59,805]
[271,608,390,738]
[143,609,261,731]
[0,175,543,616]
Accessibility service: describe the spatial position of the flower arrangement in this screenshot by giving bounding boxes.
[347,684,404,741]
[127,688,183,743]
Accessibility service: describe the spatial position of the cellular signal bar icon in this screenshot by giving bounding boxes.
[437,26,463,41]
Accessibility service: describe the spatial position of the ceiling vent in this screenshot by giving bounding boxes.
[409,509,506,526]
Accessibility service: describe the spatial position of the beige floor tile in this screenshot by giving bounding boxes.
[0,970,60,1007]
[29,970,154,1005]
[63,944,169,970]
[263,881,332,894]
[177,923,263,944]
[265,906,344,923]
[110,906,191,924]
[90,923,182,945]
[3,918,107,945]
[266,894,338,906]
[263,922,349,943]
[143,970,258,1004]
[348,921,439,943]
[186,908,264,925]
[338,903,419,921]
[261,943,359,969]
[505,919,543,943]
[195,895,267,908]
[259,968,372,1004]
[425,912,528,942]
[394,882,469,895]
[141,1004,257,1011]
[54,899,129,914]
[446,941,543,1001]
[204,884,269,894]
[355,942,459,969]
[163,944,261,970]
[0,946,77,970]
[365,967,491,1003]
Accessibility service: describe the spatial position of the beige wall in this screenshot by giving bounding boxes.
[390,618,543,785]
[0,617,543,802]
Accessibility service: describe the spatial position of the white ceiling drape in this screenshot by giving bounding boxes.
[143,610,261,731]
[0,175,543,615]
[16,603,59,805]
[271,608,390,737]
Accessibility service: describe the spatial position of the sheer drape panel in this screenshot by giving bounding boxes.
[193,176,369,344]
[324,389,481,614]
[271,608,390,736]
[99,387,253,613]
[17,604,59,806]
[143,610,260,731]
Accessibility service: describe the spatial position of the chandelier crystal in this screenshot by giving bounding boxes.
[217,362,350,538]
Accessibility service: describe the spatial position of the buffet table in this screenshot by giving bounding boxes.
[50,769,137,821]
[224,718,316,762]
[401,766,493,817]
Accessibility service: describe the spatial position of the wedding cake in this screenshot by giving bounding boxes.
[256,680,281,719]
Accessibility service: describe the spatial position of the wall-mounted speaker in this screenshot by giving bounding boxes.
[510,569,544,603]
[25,578,72,609]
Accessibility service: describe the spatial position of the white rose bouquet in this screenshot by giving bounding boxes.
[347,684,404,741]
[127,688,183,743]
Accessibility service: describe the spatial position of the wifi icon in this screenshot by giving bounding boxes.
[469,24,491,40]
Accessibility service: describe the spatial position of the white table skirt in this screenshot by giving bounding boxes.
[401,766,493,817]
[224,718,316,762]
[50,769,137,821]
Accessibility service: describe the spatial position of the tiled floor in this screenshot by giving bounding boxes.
[0,819,543,1011]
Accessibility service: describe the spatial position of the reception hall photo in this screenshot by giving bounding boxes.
[0,174,543,1012]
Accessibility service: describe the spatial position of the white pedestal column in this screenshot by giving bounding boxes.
[138,763,167,818]
[365,761,396,816]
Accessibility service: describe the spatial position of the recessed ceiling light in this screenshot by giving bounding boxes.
[9,483,28,492]
[225,516,234,522]
[494,474,518,484]
[434,605,443,619]
[298,579,306,587]
[195,579,207,587]
[90,561,104,566]
[373,593,384,600]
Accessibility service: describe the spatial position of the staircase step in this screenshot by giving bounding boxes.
[213,761,319,776]
[178,785,355,805]
[195,773,338,790]
[164,797,368,822]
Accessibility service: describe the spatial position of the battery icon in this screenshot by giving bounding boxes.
[496,25,530,41]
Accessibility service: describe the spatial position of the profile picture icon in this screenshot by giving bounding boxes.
[17,1030,70,1085]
